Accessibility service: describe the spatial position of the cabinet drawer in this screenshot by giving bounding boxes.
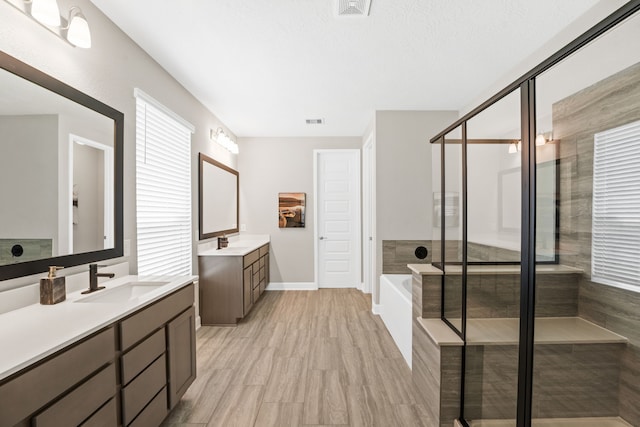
[120,284,194,351]
[259,244,269,257]
[122,354,167,426]
[80,397,118,427]
[259,257,265,269]
[259,266,265,281]
[243,249,260,266]
[33,363,116,427]
[0,327,115,427]
[252,270,260,289]
[259,280,266,295]
[253,286,260,304]
[128,387,168,427]
[121,328,166,386]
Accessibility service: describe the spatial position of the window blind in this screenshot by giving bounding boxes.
[592,119,640,292]
[135,91,193,276]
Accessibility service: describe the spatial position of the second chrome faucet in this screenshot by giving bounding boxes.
[82,264,115,294]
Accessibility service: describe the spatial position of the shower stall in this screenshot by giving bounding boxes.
[425,2,640,426]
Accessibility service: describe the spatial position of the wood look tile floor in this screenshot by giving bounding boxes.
[162,289,428,427]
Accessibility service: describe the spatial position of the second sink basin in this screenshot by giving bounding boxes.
[75,281,169,303]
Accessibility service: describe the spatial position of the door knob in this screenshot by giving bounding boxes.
[319,236,326,240]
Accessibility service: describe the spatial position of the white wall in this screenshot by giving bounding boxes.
[238,137,362,284]
[0,0,235,290]
[373,111,458,303]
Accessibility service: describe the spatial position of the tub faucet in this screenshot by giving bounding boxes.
[82,264,115,294]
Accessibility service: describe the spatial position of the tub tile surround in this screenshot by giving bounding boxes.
[382,240,432,274]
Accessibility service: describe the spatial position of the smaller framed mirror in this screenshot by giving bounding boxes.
[198,153,239,240]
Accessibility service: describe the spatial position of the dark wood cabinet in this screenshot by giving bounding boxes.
[0,327,116,427]
[0,283,196,427]
[167,306,196,409]
[200,243,270,325]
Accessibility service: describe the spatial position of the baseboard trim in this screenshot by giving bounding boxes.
[266,282,318,291]
[372,303,382,315]
[318,283,358,289]
[195,316,202,330]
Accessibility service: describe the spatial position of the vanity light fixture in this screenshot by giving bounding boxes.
[508,140,522,154]
[65,7,91,48]
[211,127,239,154]
[30,0,60,26]
[4,0,92,48]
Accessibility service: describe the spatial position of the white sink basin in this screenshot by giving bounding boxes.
[75,281,169,303]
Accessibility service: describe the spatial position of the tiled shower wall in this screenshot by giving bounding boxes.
[554,61,640,426]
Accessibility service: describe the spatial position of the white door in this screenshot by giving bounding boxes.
[362,135,375,294]
[315,150,361,288]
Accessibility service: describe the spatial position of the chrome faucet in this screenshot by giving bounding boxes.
[82,264,115,294]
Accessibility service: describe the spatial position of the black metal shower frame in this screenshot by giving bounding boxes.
[428,2,640,426]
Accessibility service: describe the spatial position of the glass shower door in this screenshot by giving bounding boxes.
[532,11,640,427]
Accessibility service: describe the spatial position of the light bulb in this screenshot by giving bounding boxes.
[31,0,61,26]
[508,143,518,154]
[66,8,91,48]
[535,134,546,146]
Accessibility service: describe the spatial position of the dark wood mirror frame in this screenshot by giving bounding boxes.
[198,153,239,240]
[0,50,124,281]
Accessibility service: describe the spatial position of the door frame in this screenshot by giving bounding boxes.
[313,149,362,289]
[66,134,114,254]
[362,134,376,294]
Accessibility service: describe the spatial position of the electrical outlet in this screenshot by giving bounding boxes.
[240,224,247,232]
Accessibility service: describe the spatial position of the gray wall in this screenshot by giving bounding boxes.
[237,137,361,284]
[373,111,457,303]
[0,0,236,289]
[0,115,58,246]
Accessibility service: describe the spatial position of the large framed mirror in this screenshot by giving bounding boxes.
[199,153,239,240]
[0,51,123,281]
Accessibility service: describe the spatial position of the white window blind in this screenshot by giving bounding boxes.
[135,90,194,276]
[592,119,640,292]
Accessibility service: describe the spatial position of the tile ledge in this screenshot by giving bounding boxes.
[416,318,463,347]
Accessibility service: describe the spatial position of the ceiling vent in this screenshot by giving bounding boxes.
[336,0,372,17]
[306,118,324,125]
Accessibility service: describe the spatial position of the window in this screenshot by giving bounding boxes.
[135,89,194,276]
[592,119,640,292]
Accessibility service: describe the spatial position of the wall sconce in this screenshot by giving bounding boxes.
[508,140,521,154]
[4,0,92,48]
[211,128,239,154]
[535,131,553,146]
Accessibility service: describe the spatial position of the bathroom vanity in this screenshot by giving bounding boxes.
[0,275,197,427]
[198,237,270,325]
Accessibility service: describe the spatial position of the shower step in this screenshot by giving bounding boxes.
[469,416,633,427]
[466,317,626,346]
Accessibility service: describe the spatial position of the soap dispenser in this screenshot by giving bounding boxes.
[40,266,65,305]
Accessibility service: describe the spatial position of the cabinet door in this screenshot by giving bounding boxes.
[243,265,253,315]
[167,306,196,409]
[265,253,270,286]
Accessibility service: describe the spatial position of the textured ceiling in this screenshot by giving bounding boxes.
[90,0,607,137]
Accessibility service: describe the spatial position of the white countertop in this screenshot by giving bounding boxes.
[198,237,270,257]
[0,274,196,381]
